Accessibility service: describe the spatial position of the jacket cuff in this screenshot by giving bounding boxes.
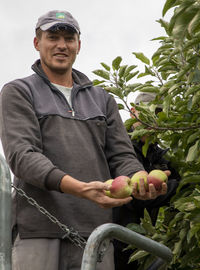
[45,168,66,191]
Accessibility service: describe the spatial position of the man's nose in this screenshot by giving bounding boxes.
[57,38,67,49]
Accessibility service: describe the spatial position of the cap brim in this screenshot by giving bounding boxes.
[40,22,79,33]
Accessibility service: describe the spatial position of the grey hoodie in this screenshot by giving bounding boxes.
[0,60,144,239]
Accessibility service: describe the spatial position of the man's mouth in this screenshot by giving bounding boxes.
[53,53,68,59]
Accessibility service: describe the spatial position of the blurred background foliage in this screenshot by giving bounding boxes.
[93,0,200,268]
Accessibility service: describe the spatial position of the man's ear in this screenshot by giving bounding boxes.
[77,39,81,54]
[33,37,40,51]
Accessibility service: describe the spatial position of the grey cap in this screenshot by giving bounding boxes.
[135,92,163,108]
[36,10,80,34]
[135,92,157,104]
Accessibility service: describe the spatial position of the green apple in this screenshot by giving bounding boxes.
[109,176,133,198]
[147,169,168,191]
[131,170,148,191]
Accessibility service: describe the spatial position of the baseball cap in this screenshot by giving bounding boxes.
[135,92,157,104]
[135,92,163,111]
[36,10,80,34]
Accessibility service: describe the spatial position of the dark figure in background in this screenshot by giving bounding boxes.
[113,92,181,270]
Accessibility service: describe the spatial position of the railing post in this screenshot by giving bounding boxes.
[81,223,172,270]
[0,153,12,270]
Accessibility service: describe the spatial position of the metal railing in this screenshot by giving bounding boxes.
[0,153,172,270]
[0,153,12,270]
[81,223,172,270]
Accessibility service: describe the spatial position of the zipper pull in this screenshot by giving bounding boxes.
[68,109,75,116]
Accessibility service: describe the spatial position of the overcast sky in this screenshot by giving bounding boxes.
[0,0,171,157]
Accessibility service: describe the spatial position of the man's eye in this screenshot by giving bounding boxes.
[48,35,57,40]
[65,36,75,41]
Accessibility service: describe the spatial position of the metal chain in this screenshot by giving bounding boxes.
[11,184,87,249]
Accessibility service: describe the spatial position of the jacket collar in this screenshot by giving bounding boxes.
[31,59,93,88]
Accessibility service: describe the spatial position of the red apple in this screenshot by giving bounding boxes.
[131,170,148,191]
[104,179,114,197]
[109,176,133,198]
[147,169,168,191]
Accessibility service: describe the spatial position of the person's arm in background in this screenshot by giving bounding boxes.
[104,94,168,201]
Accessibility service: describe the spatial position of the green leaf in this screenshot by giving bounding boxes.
[92,79,105,86]
[186,140,199,162]
[157,19,170,35]
[185,85,200,96]
[168,0,196,34]
[118,103,124,110]
[126,223,146,235]
[104,87,123,98]
[145,66,155,76]
[130,129,151,140]
[112,56,122,71]
[124,65,137,76]
[142,137,151,157]
[151,36,167,41]
[132,52,150,65]
[172,5,199,42]
[162,0,179,17]
[137,72,150,78]
[124,118,135,131]
[93,69,110,80]
[126,83,142,91]
[118,65,128,78]
[177,175,200,192]
[129,250,149,263]
[140,209,156,235]
[187,132,200,144]
[188,10,200,35]
[174,198,196,212]
[126,71,139,82]
[100,62,110,71]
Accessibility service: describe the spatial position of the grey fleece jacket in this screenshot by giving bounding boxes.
[0,60,144,239]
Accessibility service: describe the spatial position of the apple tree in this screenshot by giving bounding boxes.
[93,0,200,268]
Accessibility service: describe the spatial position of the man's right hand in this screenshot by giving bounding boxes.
[60,175,132,208]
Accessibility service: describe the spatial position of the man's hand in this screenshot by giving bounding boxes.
[60,175,132,208]
[132,170,170,200]
[81,181,132,208]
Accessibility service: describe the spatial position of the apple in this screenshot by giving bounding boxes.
[147,169,168,191]
[109,176,133,198]
[131,170,148,191]
[104,179,114,197]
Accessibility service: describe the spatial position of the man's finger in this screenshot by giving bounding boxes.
[164,170,171,177]
[148,184,157,199]
[138,178,146,196]
[160,182,167,194]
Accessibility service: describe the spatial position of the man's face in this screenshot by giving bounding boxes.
[34,29,81,75]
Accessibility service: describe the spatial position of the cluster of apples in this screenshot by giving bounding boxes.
[104,170,168,199]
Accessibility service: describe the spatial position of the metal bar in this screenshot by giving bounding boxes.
[81,223,172,270]
[0,153,12,270]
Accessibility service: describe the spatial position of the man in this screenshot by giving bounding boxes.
[113,92,180,270]
[0,11,167,270]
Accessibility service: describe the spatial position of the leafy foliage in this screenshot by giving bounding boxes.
[93,0,200,268]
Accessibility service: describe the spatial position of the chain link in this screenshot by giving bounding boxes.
[12,184,87,249]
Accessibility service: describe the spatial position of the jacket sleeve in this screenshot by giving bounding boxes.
[105,95,144,178]
[0,83,66,191]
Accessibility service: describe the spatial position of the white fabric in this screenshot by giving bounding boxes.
[52,83,72,107]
